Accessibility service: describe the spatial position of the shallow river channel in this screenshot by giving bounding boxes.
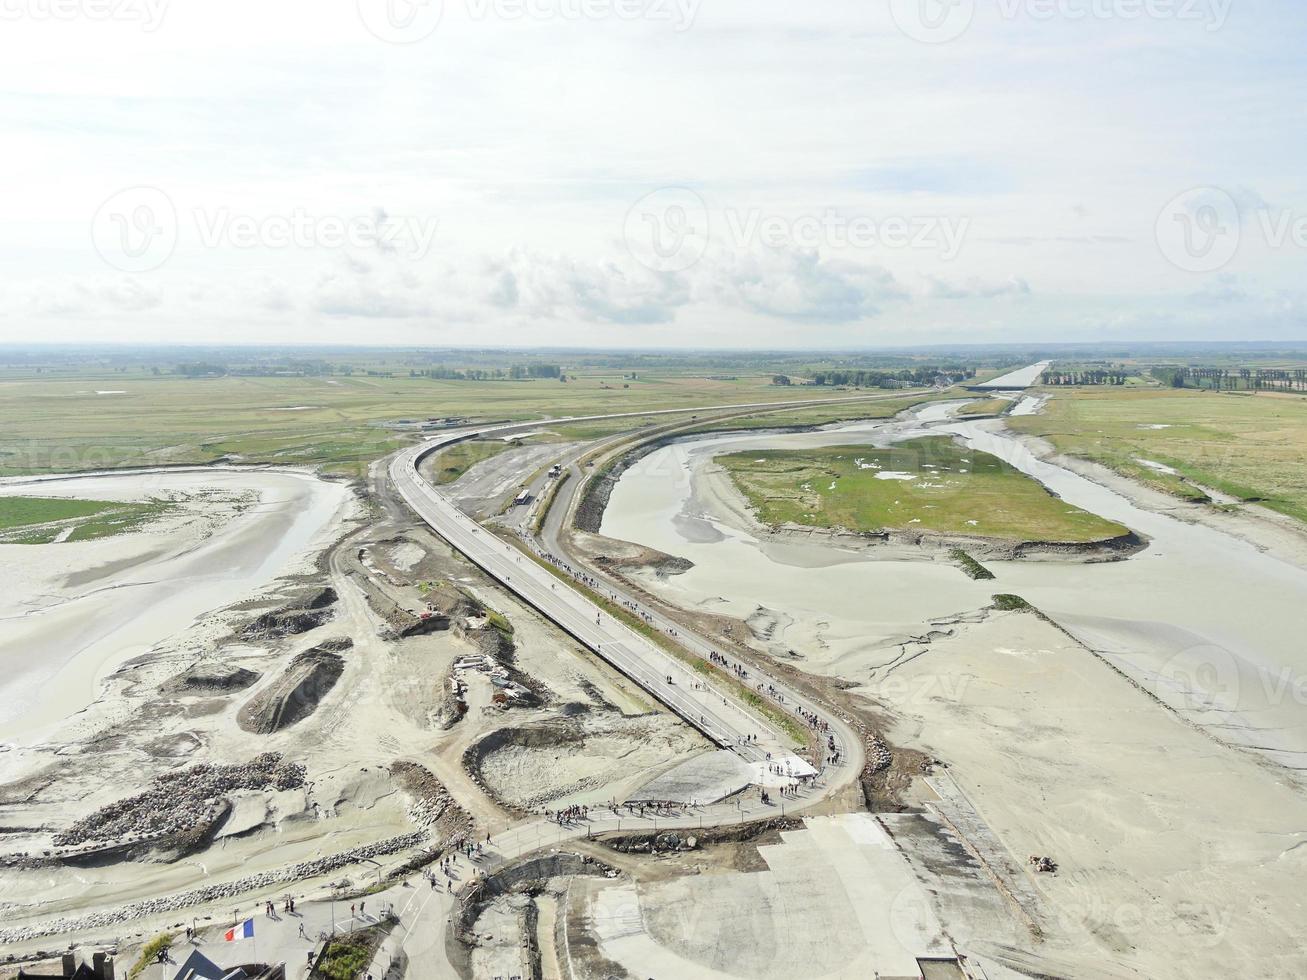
[601,401,1307,775]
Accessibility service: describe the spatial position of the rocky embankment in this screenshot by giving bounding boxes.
[0,831,427,946]
[574,441,669,533]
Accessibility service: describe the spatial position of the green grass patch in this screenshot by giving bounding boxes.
[950,549,995,580]
[718,437,1128,543]
[991,593,1032,611]
[0,495,171,544]
[485,609,515,635]
[532,470,571,535]
[316,938,373,980]
[128,933,176,979]
[1010,387,1307,525]
[959,397,1012,417]
[430,439,515,485]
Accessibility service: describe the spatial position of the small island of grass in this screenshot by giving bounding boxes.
[0,495,172,544]
[717,436,1129,543]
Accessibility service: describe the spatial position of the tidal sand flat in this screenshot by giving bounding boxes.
[0,469,352,746]
[600,406,1307,775]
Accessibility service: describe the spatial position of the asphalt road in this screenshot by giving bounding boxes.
[389,396,897,777]
[391,438,786,757]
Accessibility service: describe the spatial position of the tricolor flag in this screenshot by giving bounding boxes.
[224,918,254,942]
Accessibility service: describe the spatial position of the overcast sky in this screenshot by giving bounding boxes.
[0,0,1303,348]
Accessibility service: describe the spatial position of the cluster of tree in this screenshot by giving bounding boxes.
[410,363,564,382]
[1044,370,1129,386]
[1155,366,1307,391]
[175,362,229,377]
[809,366,976,387]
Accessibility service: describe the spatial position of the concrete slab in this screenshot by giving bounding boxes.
[581,812,955,979]
[628,749,754,804]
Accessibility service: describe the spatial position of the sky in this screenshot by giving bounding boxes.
[0,0,1304,348]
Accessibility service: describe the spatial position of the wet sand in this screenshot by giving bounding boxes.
[0,469,352,746]
[600,403,1307,776]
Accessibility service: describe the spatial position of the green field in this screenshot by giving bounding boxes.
[0,371,884,480]
[719,437,1128,542]
[0,495,172,544]
[681,392,951,434]
[1011,387,1307,523]
[428,439,515,485]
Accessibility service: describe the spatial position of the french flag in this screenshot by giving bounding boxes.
[224,919,255,942]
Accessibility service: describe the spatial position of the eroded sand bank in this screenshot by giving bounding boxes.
[0,469,353,746]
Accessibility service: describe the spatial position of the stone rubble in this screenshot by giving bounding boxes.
[52,753,306,848]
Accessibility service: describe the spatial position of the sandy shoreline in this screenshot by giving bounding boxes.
[0,468,354,747]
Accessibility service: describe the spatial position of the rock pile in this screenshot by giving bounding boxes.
[52,753,305,848]
[241,587,337,639]
[863,733,893,775]
[391,761,473,842]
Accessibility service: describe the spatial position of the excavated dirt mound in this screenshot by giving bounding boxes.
[160,663,260,695]
[237,641,351,734]
[241,587,338,639]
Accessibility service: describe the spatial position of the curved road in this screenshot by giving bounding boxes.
[388,397,889,785]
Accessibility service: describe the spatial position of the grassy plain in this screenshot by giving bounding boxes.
[1010,387,1307,523]
[0,371,865,479]
[429,439,514,485]
[0,495,171,543]
[719,436,1127,542]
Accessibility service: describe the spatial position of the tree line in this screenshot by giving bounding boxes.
[1152,366,1307,391]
